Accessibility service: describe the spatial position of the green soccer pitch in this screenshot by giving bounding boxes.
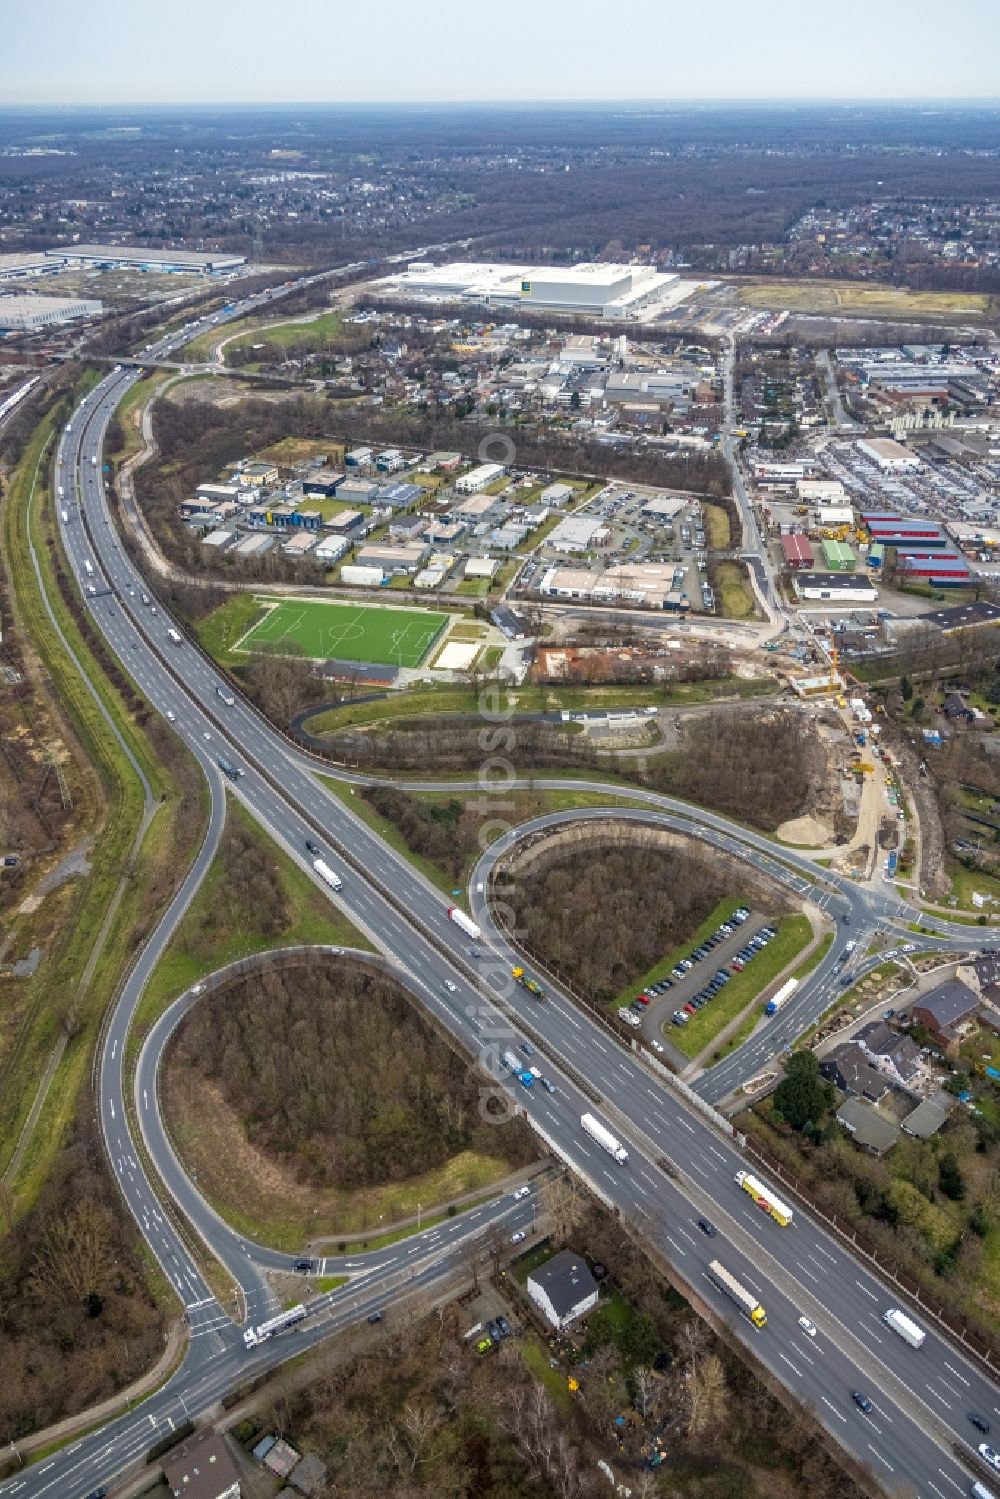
[237,599,451,668]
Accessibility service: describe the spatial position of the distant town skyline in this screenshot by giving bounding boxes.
[5,0,1000,107]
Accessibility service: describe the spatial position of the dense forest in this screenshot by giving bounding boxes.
[166,960,535,1191]
[504,840,735,1000]
[0,1111,168,1446]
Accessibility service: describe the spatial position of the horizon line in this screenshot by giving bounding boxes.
[4,96,1000,112]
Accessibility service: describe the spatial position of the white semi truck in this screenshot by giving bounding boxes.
[882,1307,925,1348]
[448,906,481,940]
[313,858,343,892]
[581,1112,628,1164]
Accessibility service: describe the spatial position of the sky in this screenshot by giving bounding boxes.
[4,0,1000,106]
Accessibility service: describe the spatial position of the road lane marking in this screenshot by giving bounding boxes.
[796,1260,820,1285]
[866,1444,892,1473]
[856,1279,879,1301]
[778,1352,801,1378]
[942,1361,970,1387]
[664,1234,686,1256]
[925,1383,953,1409]
[937,1471,965,1493]
[820,1396,846,1423]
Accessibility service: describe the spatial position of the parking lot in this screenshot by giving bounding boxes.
[616,906,774,1046]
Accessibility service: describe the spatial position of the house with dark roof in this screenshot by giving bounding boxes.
[942,691,975,722]
[855,1021,922,1087]
[973,953,1000,1005]
[163,1428,240,1499]
[527,1250,598,1329]
[836,1098,900,1155]
[911,978,980,1048]
[901,1097,951,1139]
[819,1042,891,1103]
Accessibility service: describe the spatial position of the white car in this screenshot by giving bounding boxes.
[649,1039,665,1054]
[797,1316,816,1337]
[512,1185,530,1201]
[166,710,176,722]
[979,1444,1000,1472]
[510,1230,526,1245]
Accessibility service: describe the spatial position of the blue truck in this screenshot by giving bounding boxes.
[501,1048,534,1088]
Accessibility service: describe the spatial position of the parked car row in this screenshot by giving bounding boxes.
[625,909,756,1032]
[672,922,777,1026]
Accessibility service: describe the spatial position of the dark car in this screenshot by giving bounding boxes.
[842,913,851,925]
[84,1490,107,1499]
[496,1315,512,1338]
[305,839,321,856]
[293,1258,312,1273]
[851,1391,873,1414]
[969,1412,992,1434]
[697,1219,717,1237]
[487,1319,502,1342]
[367,1310,384,1325]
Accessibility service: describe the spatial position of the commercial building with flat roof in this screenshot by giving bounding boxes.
[455,462,506,495]
[857,437,920,472]
[546,516,610,553]
[0,293,101,330]
[925,601,1000,633]
[795,572,878,605]
[47,244,245,274]
[898,551,970,585]
[381,260,679,321]
[0,252,58,282]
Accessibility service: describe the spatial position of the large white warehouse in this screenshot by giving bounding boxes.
[378,260,679,321]
[0,294,102,330]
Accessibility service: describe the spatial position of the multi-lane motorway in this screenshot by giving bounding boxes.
[6,282,1000,1499]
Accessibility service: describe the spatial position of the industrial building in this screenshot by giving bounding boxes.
[0,293,102,330]
[546,516,610,553]
[798,479,847,504]
[898,551,971,586]
[857,437,921,472]
[46,244,245,274]
[815,505,854,527]
[794,572,879,605]
[781,533,814,569]
[455,462,506,494]
[377,260,681,321]
[861,513,947,549]
[821,539,855,572]
[0,252,59,283]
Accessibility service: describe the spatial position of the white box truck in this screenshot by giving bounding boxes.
[581,1113,628,1164]
[882,1308,925,1348]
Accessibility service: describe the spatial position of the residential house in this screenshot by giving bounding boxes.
[901,1097,951,1138]
[819,1042,892,1103]
[911,978,980,1048]
[527,1251,598,1330]
[163,1427,240,1499]
[854,1021,922,1087]
[836,1098,900,1155]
